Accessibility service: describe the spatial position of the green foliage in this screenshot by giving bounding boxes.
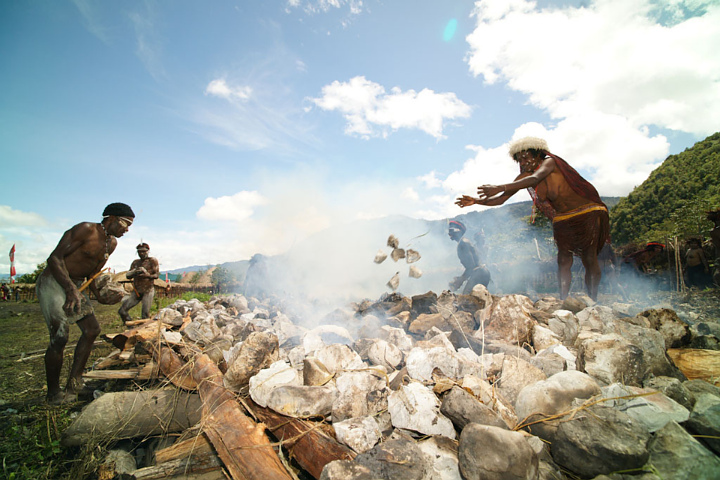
[187,270,203,284]
[611,132,720,244]
[16,262,47,284]
[211,266,235,292]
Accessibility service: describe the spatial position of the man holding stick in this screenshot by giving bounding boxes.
[36,203,134,403]
[118,242,159,323]
[456,137,609,300]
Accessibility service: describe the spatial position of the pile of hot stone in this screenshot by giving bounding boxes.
[64,287,720,480]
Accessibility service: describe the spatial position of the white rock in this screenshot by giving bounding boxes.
[314,344,365,375]
[367,339,403,370]
[388,382,456,439]
[249,361,302,408]
[265,384,338,418]
[418,436,462,480]
[333,416,382,453]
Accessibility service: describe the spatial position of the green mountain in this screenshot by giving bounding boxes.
[610,132,720,245]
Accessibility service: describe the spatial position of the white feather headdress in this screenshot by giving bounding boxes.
[508,137,549,157]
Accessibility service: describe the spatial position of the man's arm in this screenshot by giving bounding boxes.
[145,258,160,280]
[46,223,95,315]
[455,158,554,208]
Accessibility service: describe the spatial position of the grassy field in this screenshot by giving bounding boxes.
[0,295,198,480]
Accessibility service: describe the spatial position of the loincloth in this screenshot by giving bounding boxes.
[36,272,94,341]
[553,204,610,256]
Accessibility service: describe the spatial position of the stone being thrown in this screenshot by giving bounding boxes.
[448,220,491,294]
[36,202,134,404]
[455,137,610,300]
[118,242,160,323]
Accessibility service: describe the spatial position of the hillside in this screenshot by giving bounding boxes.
[611,132,720,245]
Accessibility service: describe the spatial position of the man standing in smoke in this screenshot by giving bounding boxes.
[456,136,610,301]
[448,220,491,294]
[118,242,159,323]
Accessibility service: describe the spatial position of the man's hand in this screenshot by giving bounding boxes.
[455,195,478,208]
[63,288,83,315]
[477,184,504,201]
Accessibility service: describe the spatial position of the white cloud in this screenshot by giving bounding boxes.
[197,191,268,222]
[465,0,720,136]
[286,0,364,15]
[311,76,472,139]
[205,79,253,101]
[0,206,48,227]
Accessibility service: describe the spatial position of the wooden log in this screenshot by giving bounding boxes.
[154,433,215,464]
[243,399,356,479]
[132,454,224,479]
[191,353,293,480]
[159,347,198,391]
[110,320,172,350]
[668,348,720,386]
[83,369,144,380]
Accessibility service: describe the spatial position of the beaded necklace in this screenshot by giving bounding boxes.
[100,222,110,259]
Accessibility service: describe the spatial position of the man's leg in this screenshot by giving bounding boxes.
[140,289,155,319]
[118,291,141,323]
[557,250,573,299]
[581,250,602,301]
[66,313,101,394]
[44,320,69,402]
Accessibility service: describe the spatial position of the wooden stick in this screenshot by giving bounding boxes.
[78,267,111,292]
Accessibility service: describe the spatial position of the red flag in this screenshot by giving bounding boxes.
[165,272,169,283]
[9,244,15,284]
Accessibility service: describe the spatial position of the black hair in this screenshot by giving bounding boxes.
[103,203,135,218]
[512,148,545,162]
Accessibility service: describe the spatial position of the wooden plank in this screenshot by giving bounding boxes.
[668,348,720,386]
[191,354,293,480]
[244,399,356,479]
[83,369,142,380]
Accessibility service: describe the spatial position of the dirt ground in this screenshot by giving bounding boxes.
[0,300,136,479]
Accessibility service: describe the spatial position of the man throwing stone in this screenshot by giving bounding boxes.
[448,220,491,294]
[456,137,609,300]
[36,203,134,403]
[118,242,159,323]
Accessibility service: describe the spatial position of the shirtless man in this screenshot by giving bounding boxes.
[456,137,609,300]
[118,243,159,323]
[448,220,491,294]
[36,203,134,403]
[685,238,709,288]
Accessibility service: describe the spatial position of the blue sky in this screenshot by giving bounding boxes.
[2,0,719,276]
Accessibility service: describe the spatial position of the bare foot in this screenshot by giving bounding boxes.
[47,390,78,405]
[66,377,86,394]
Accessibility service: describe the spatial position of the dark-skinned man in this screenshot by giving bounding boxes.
[448,220,491,294]
[118,242,159,323]
[36,202,134,404]
[456,137,609,301]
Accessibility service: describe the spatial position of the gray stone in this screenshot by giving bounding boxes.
[684,379,720,400]
[417,436,461,480]
[321,437,429,480]
[547,309,578,346]
[367,339,403,370]
[497,355,547,406]
[458,424,538,480]
[577,333,645,386]
[643,376,696,410]
[686,393,720,455]
[303,356,333,386]
[440,386,509,431]
[637,308,691,349]
[332,369,389,422]
[314,343,365,374]
[550,405,650,478]
[530,351,567,378]
[515,370,600,440]
[475,294,537,346]
[224,331,279,391]
[647,420,720,480]
[599,383,689,432]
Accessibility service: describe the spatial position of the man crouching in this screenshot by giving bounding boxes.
[36,202,134,404]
